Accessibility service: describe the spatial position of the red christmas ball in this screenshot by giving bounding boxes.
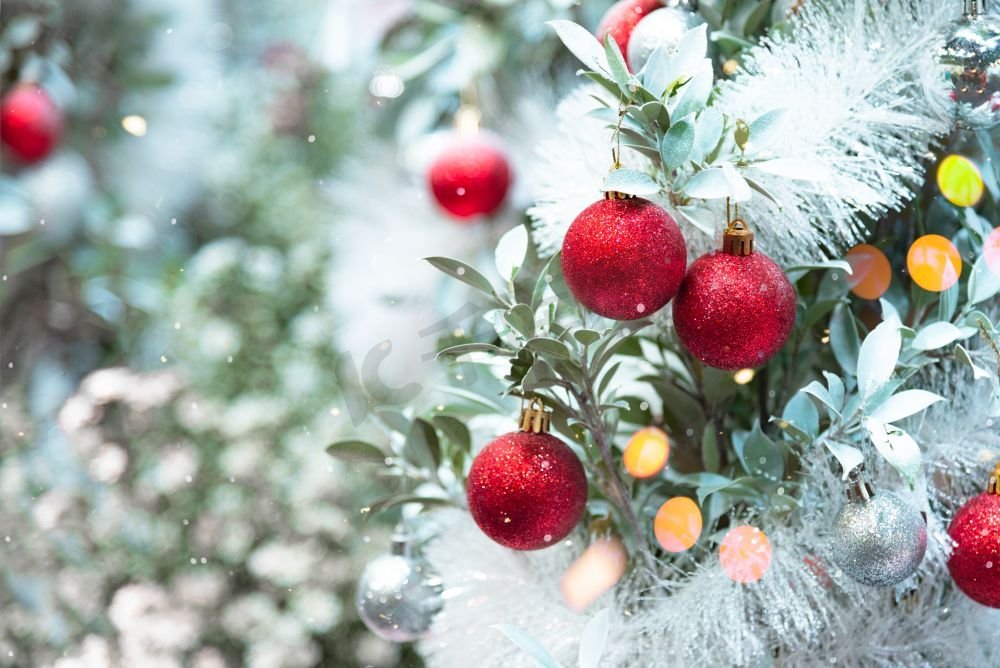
[561,197,687,321]
[596,0,665,70]
[673,249,796,370]
[428,134,511,220]
[947,492,1000,608]
[466,430,587,551]
[1,84,63,164]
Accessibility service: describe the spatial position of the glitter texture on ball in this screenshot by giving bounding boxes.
[830,490,927,587]
[672,250,796,370]
[561,197,687,321]
[356,545,444,642]
[466,430,587,551]
[948,491,1000,608]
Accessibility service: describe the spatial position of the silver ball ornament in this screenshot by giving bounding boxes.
[938,12,1000,129]
[627,6,705,72]
[356,534,443,642]
[830,487,927,587]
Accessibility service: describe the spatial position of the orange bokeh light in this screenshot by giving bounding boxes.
[560,537,627,612]
[845,244,892,300]
[719,525,772,583]
[622,427,670,478]
[654,497,702,553]
[985,228,1000,276]
[906,234,963,292]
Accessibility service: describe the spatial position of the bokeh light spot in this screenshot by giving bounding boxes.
[623,427,670,478]
[937,155,984,208]
[719,525,772,583]
[845,244,891,300]
[985,227,1000,276]
[654,497,702,553]
[907,234,962,292]
[560,537,627,611]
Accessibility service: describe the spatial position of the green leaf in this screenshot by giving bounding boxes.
[365,494,451,517]
[676,205,716,235]
[780,391,819,438]
[505,304,536,338]
[802,381,840,416]
[425,257,501,302]
[597,361,623,399]
[548,20,608,73]
[375,409,410,434]
[869,390,944,424]
[857,317,901,401]
[326,440,387,464]
[864,419,922,488]
[603,168,660,196]
[578,609,610,668]
[574,329,601,346]
[660,118,695,170]
[829,303,861,373]
[736,424,784,481]
[493,624,562,668]
[429,386,509,414]
[911,321,967,351]
[968,253,1000,305]
[745,109,786,154]
[604,33,632,96]
[522,358,560,392]
[786,260,852,275]
[823,440,864,480]
[691,108,724,163]
[437,342,510,358]
[525,337,572,359]
[404,418,442,470]
[531,253,563,310]
[955,343,992,380]
[702,424,721,473]
[495,224,529,282]
[432,415,471,452]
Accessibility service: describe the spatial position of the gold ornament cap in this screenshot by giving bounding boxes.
[988,462,1000,496]
[723,219,755,256]
[519,397,551,434]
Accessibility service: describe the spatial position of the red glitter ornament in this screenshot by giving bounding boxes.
[947,463,1000,608]
[673,220,796,370]
[428,133,511,220]
[466,400,587,551]
[0,84,63,164]
[596,0,665,70]
[561,196,686,321]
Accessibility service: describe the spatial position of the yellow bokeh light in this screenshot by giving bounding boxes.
[845,244,892,300]
[623,427,670,478]
[560,537,627,612]
[121,115,147,137]
[733,368,755,385]
[907,234,963,292]
[719,525,772,583]
[985,228,1000,276]
[654,497,702,553]
[937,155,984,208]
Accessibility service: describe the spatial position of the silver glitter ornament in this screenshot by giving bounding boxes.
[627,5,705,72]
[356,529,443,642]
[830,475,927,587]
[938,7,1000,129]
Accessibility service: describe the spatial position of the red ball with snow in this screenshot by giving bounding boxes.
[466,431,587,551]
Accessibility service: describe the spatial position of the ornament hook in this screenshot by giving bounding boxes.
[988,461,1000,496]
[519,397,552,434]
[845,465,875,503]
[723,200,755,256]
